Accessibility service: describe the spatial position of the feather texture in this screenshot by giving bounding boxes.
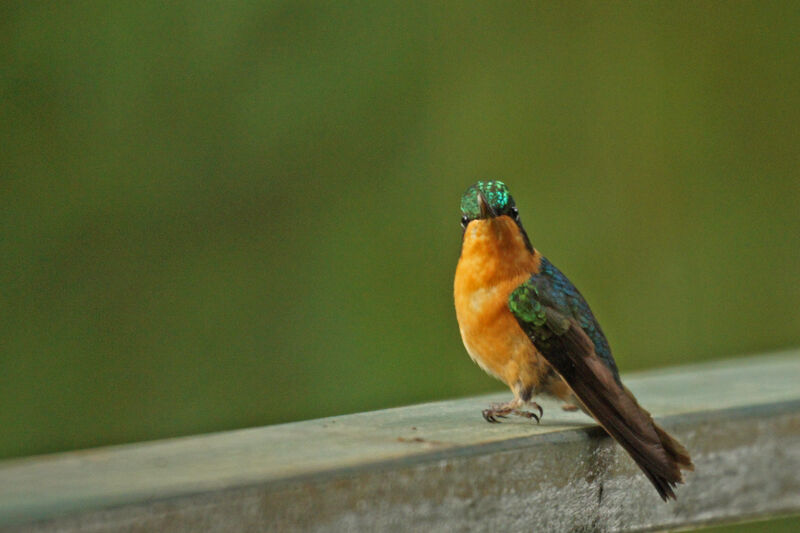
[509,260,694,500]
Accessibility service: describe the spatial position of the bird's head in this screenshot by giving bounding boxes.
[460,180,519,227]
[459,180,533,254]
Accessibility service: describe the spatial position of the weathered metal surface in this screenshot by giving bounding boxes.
[1,351,799,532]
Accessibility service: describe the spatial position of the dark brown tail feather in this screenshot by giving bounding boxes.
[613,386,695,500]
[654,421,694,473]
[536,323,694,501]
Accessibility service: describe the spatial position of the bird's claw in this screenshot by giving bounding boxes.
[482,409,501,423]
[512,409,540,423]
[482,404,542,424]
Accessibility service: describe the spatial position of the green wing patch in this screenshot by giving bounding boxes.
[508,281,546,327]
[509,279,573,336]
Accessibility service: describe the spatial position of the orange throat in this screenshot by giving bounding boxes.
[453,216,542,387]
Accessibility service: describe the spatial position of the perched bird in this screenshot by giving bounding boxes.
[454,180,693,501]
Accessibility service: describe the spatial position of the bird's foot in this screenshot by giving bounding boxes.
[482,400,517,423]
[482,400,542,424]
[510,408,540,422]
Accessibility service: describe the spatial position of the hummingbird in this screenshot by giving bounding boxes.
[454,180,693,501]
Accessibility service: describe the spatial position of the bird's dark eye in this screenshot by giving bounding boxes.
[510,206,519,220]
[461,215,470,229]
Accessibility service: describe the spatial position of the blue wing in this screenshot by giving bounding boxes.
[508,255,691,500]
[529,256,620,381]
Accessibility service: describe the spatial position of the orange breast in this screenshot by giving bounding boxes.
[454,216,547,390]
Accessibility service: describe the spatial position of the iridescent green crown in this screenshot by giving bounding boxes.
[460,180,516,219]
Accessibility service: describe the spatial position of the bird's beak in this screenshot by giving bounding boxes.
[477,192,497,219]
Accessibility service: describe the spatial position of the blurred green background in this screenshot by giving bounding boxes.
[3,0,799,469]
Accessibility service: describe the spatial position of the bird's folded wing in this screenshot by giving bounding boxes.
[509,282,685,499]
